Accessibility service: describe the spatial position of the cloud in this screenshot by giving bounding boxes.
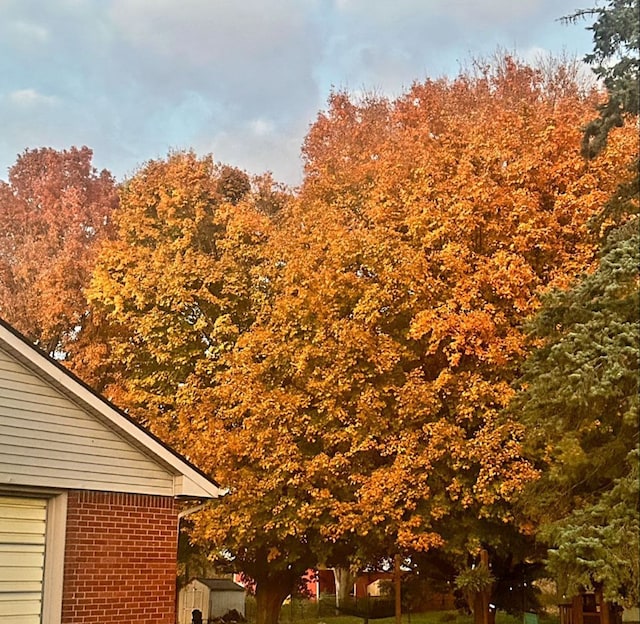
[0,0,597,185]
[97,0,326,180]
[7,88,58,106]
[205,116,306,186]
[6,19,49,42]
[250,118,276,138]
[320,0,594,89]
[107,0,322,118]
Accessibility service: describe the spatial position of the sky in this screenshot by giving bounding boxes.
[1,0,597,187]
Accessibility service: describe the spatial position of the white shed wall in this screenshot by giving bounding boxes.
[209,589,245,618]
[178,581,246,624]
[179,582,210,624]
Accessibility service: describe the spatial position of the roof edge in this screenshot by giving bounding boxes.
[0,317,223,499]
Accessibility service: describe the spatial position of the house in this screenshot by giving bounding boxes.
[559,592,624,624]
[0,318,223,624]
[178,578,246,624]
[302,568,394,600]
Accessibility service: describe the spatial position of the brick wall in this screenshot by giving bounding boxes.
[62,490,177,623]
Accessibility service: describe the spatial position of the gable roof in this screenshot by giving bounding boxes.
[0,318,223,499]
[194,579,245,592]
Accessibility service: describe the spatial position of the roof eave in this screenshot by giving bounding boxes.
[0,319,223,500]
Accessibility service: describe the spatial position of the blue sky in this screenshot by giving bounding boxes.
[1,0,596,186]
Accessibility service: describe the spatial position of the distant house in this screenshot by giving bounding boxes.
[0,318,223,624]
[303,568,394,600]
[559,591,627,624]
[178,578,246,624]
[308,568,455,612]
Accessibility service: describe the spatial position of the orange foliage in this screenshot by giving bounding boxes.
[197,57,637,561]
[0,147,117,354]
[88,152,277,439]
[86,59,637,577]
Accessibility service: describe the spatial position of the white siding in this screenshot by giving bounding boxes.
[209,589,245,618]
[0,497,46,624]
[0,347,174,496]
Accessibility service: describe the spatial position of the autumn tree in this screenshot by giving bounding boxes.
[297,54,636,554]
[85,60,636,624]
[191,55,636,624]
[217,164,252,205]
[86,151,304,624]
[87,151,273,438]
[0,146,117,355]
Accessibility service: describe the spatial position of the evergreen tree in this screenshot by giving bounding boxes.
[563,0,639,158]
[514,0,639,602]
[515,220,638,605]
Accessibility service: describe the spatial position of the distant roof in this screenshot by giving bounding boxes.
[0,317,223,499]
[195,579,245,592]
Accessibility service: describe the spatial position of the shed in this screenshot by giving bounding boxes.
[178,579,246,624]
[0,318,224,624]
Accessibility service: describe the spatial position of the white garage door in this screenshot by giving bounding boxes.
[0,497,47,624]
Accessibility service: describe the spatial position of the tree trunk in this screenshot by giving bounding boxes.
[394,554,402,624]
[333,567,355,610]
[472,589,495,624]
[472,550,495,624]
[255,573,294,624]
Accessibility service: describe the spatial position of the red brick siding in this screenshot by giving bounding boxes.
[62,490,177,623]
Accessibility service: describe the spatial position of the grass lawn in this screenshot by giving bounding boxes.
[252,607,559,624]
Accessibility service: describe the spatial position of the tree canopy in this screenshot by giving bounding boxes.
[87,151,276,438]
[563,0,639,157]
[70,57,634,624]
[81,61,638,624]
[1,35,636,624]
[186,57,635,620]
[514,222,639,603]
[0,146,117,354]
[513,0,639,603]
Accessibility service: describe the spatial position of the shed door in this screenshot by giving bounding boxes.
[0,497,47,624]
[180,584,208,624]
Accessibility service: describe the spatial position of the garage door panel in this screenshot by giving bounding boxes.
[0,501,48,521]
[0,581,43,593]
[0,519,47,541]
[0,545,44,569]
[0,497,46,624]
[0,567,45,582]
[0,616,41,624]
[0,596,42,615]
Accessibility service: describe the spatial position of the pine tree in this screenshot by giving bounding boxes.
[514,0,639,601]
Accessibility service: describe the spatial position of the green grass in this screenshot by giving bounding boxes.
[272,610,471,624]
[245,605,560,624]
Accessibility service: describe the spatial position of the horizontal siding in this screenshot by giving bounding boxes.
[0,395,112,428]
[0,427,153,458]
[0,379,82,410]
[0,407,125,438]
[0,347,174,496]
[0,448,171,480]
[0,601,43,624]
